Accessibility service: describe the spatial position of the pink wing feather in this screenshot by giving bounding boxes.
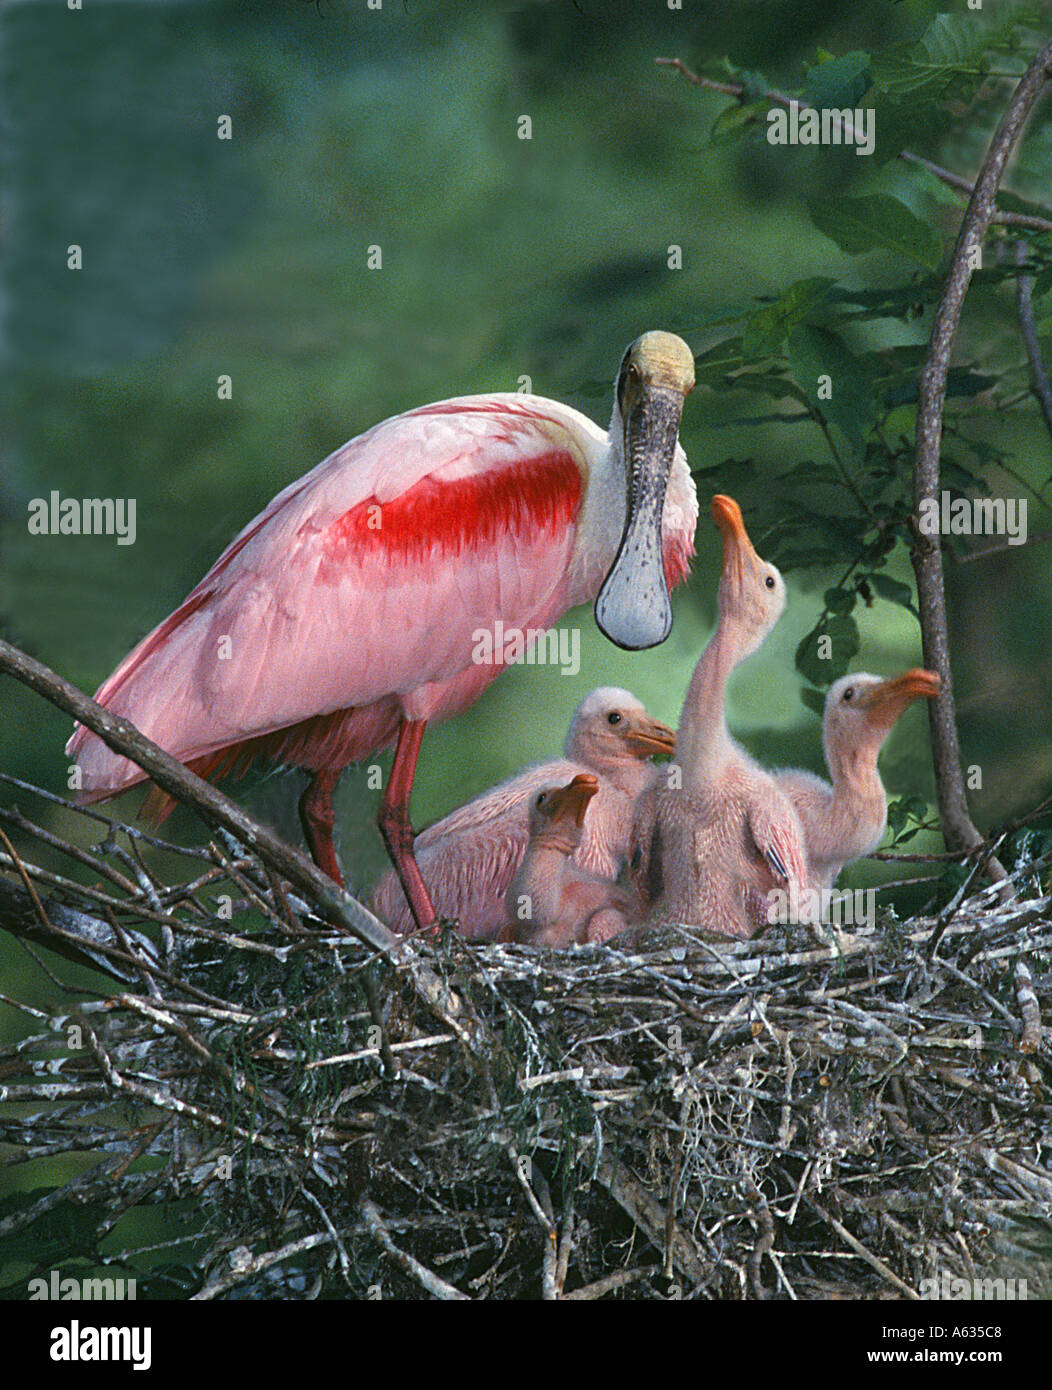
[69,397,590,794]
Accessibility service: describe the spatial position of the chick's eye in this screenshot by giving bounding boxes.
[607,711,622,726]
[765,575,776,590]
[627,362,640,381]
[536,792,547,807]
[842,688,854,702]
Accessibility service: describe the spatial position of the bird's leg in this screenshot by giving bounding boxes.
[299,769,345,885]
[378,718,436,934]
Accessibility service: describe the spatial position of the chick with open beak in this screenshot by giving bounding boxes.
[504,775,639,948]
[631,494,807,939]
[774,668,942,894]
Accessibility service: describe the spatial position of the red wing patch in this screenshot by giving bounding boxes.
[320,449,582,567]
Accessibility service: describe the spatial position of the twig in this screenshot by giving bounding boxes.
[191,1232,339,1300]
[1014,958,1043,1054]
[1015,240,1052,443]
[561,1265,661,1300]
[359,1198,469,1300]
[0,637,481,1050]
[655,57,1052,233]
[948,531,1052,563]
[811,1202,920,1299]
[911,39,1052,869]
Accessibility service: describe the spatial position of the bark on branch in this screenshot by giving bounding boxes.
[0,638,477,1044]
[912,39,1052,863]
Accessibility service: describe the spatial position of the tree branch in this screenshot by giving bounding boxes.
[1015,240,1052,443]
[655,57,1052,234]
[0,638,478,1046]
[912,39,1052,864]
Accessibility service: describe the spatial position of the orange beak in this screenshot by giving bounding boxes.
[544,774,600,830]
[863,668,941,729]
[621,712,676,758]
[711,494,759,577]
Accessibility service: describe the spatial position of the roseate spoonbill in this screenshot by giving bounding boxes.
[66,332,697,928]
[371,686,674,938]
[504,774,637,948]
[775,669,941,892]
[632,495,807,938]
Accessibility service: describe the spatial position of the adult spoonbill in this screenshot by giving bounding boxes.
[774,669,941,892]
[371,686,674,939]
[631,495,807,938]
[503,774,638,948]
[68,332,698,928]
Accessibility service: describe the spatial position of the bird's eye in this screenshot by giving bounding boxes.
[765,575,776,590]
[536,792,547,807]
[607,711,622,726]
[842,688,854,702]
[627,362,640,381]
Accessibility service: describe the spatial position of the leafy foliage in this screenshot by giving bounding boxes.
[686,12,1052,697]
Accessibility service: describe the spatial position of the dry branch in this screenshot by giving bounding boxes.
[0,664,1049,1298]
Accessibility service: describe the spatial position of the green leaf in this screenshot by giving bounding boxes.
[787,324,878,453]
[742,304,787,360]
[800,686,827,718]
[693,336,747,383]
[0,1189,104,1268]
[741,277,835,359]
[824,585,857,616]
[718,60,772,103]
[795,614,860,686]
[862,571,918,617]
[883,367,998,408]
[804,50,872,109]
[808,194,943,271]
[887,795,936,846]
[873,14,992,104]
[710,100,769,146]
[1030,265,1052,303]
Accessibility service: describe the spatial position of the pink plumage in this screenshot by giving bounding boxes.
[504,774,638,949]
[633,496,808,939]
[67,332,698,926]
[372,687,674,939]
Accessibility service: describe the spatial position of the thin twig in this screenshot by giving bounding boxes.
[655,57,1052,233]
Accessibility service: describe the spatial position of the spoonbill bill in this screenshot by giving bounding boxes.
[503,774,638,948]
[775,669,941,892]
[371,686,674,938]
[67,332,698,928]
[632,495,807,938]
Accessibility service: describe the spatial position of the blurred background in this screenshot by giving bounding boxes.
[1,0,1050,1030]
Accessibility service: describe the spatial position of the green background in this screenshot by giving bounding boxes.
[1,1,1050,1017]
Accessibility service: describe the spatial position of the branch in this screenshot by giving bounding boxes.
[912,39,1052,863]
[360,1198,470,1300]
[0,638,477,1046]
[947,530,1052,564]
[655,57,1052,234]
[1014,240,1052,444]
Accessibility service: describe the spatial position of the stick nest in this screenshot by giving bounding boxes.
[1,782,1050,1301]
